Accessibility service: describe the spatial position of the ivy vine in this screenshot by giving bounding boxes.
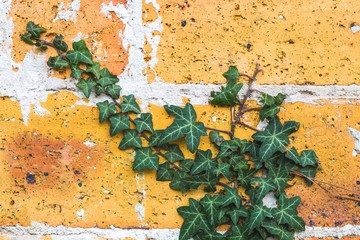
[20,21,360,240]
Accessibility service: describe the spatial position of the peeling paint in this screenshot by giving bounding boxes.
[53,0,81,23]
[348,128,360,156]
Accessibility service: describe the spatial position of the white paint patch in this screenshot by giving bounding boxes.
[348,128,360,156]
[351,24,360,34]
[211,116,217,122]
[279,14,284,19]
[83,141,97,147]
[262,191,277,208]
[33,101,51,117]
[135,172,146,224]
[76,209,84,218]
[53,0,81,23]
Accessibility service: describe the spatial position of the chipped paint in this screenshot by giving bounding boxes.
[53,0,81,23]
[348,128,360,157]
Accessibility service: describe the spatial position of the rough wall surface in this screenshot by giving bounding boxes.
[0,0,360,239]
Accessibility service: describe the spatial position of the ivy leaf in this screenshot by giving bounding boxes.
[179,159,194,172]
[227,207,249,224]
[222,187,242,208]
[217,138,245,159]
[237,168,258,188]
[300,166,317,186]
[286,147,318,167]
[149,130,164,147]
[156,162,175,181]
[252,117,293,162]
[106,84,121,99]
[272,194,305,231]
[70,65,83,79]
[170,170,190,192]
[109,114,130,137]
[262,220,294,240]
[214,163,231,181]
[210,83,243,106]
[223,66,239,84]
[191,149,216,175]
[245,205,272,231]
[200,194,222,226]
[225,225,247,240]
[251,177,276,202]
[98,68,119,86]
[35,42,48,51]
[134,113,154,133]
[259,105,281,121]
[120,94,141,114]
[66,40,93,65]
[96,100,117,123]
[194,230,224,240]
[267,158,292,195]
[119,129,142,149]
[26,21,46,39]
[209,131,224,147]
[20,32,35,45]
[178,198,211,240]
[260,93,275,106]
[53,35,68,52]
[158,103,207,153]
[133,147,159,170]
[95,85,105,95]
[47,56,69,70]
[86,62,101,79]
[164,144,184,163]
[76,77,96,98]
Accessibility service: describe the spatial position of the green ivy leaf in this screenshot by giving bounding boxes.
[223,66,239,84]
[95,85,105,95]
[262,220,294,240]
[133,147,159,170]
[245,205,272,231]
[222,187,242,209]
[237,167,258,188]
[300,166,317,186]
[35,42,48,51]
[47,56,69,70]
[98,68,119,86]
[199,194,222,226]
[120,94,141,114]
[164,144,184,163]
[179,159,194,172]
[214,163,231,181]
[209,131,224,147]
[156,162,175,181]
[178,198,211,240]
[170,170,190,192]
[191,149,216,175]
[70,65,83,79]
[53,35,68,52]
[106,84,121,99]
[267,158,292,195]
[251,177,276,202]
[259,105,281,121]
[149,130,164,147]
[76,77,96,98]
[96,100,117,123]
[272,194,305,231]
[26,21,46,39]
[66,40,93,65]
[217,138,246,159]
[109,114,130,137]
[134,113,154,133]
[119,129,142,149]
[86,62,101,79]
[20,32,35,45]
[225,225,247,240]
[286,147,318,167]
[158,103,207,153]
[210,83,243,106]
[260,93,275,106]
[227,208,249,224]
[194,230,225,240]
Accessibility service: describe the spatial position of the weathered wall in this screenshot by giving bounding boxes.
[1,0,360,239]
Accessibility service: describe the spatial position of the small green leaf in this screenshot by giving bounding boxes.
[47,56,69,70]
[222,187,242,209]
[223,66,239,84]
[251,177,276,202]
[260,93,275,106]
[262,220,294,240]
[156,162,175,181]
[194,230,225,240]
[227,208,249,224]
[164,144,184,163]
[76,77,96,98]
[66,40,93,65]
[199,194,222,226]
[214,163,231,181]
[120,94,141,114]
[286,147,318,167]
[225,225,246,240]
[133,147,159,170]
[149,130,164,147]
[35,42,48,51]
[96,100,117,123]
[210,83,243,106]
[86,62,101,79]
[209,131,224,147]
[70,65,83,79]
[300,166,317,186]
[119,129,142,149]
[259,105,280,121]
[134,113,154,133]
[106,84,121,99]
[53,35,68,52]
[170,170,190,192]
[109,114,130,137]
[98,68,119,86]
[237,167,258,188]
[179,159,194,172]
[20,32,34,45]
[267,158,292,195]
[191,149,216,175]
[95,85,105,95]
[245,204,272,231]
[26,21,46,39]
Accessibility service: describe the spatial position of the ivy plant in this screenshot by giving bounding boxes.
[21,21,354,240]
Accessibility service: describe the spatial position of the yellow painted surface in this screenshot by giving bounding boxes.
[153,0,360,85]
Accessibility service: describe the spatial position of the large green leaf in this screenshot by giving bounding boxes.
[156,162,175,181]
[109,114,130,137]
[134,113,154,133]
[26,21,46,39]
[179,159,194,172]
[214,163,231,181]
[267,158,292,195]
[251,177,276,202]
[272,194,305,231]
[164,144,184,163]
[120,94,141,114]
[133,147,159,170]
[183,171,218,191]
[66,40,93,65]
[177,198,211,240]
[245,204,272,231]
[210,83,243,106]
[170,170,190,192]
[119,129,142,149]
[199,194,222,226]
[158,103,207,153]
[47,56,69,70]
[53,35,68,52]
[222,187,242,209]
[223,66,239,84]
[106,84,121,99]
[86,62,101,79]
[96,100,117,123]
[76,77,96,98]
[98,68,119,86]
[191,149,216,175]
[148,130,164,147]
[262,220,294,240]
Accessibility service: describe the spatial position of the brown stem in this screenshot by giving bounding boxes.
[230,107,235,139]
[241,107,262,113]
[236,121,260,132]
[37,38,68,61]
[205,126,233,138]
